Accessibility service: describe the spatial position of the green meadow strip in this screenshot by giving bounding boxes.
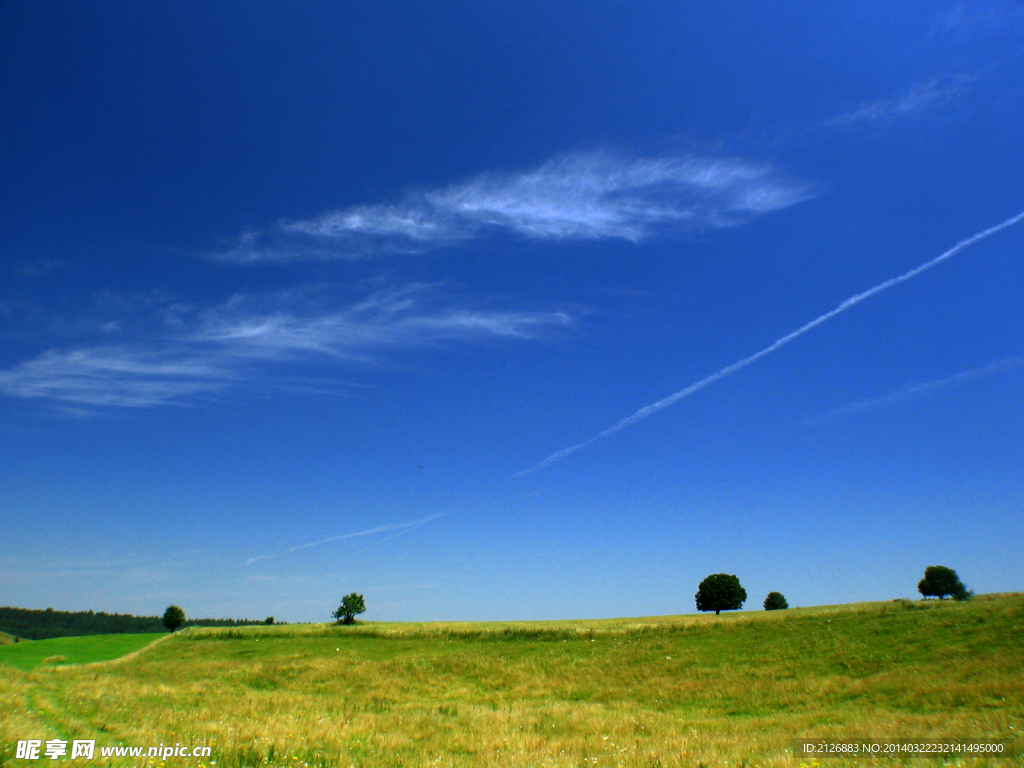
[0,633,165,671]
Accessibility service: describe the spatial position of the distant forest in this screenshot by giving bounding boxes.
[0,606,269,640]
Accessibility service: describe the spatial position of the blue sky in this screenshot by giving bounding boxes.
[2,1,1022,622]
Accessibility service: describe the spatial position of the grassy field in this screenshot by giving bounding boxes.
[0,633,165,671]
[0,595,1020,767]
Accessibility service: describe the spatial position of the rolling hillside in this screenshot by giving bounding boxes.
[1,594,1020,767]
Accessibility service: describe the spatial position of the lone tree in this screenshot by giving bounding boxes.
[332,593,366,625]
[162,605,186,632]
[918,566,970,600]
[696,573,747,615]
[763,591,789,611]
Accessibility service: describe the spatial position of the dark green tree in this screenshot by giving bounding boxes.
[763,591,789,611]
[695,574,747,615]
[918,566,969,600]
[264,616,275,625]
[332,593,366,625]
[162,605,186,632]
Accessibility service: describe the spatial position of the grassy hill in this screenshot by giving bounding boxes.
[0,594,1020,767]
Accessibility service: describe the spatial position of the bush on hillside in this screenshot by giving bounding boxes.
[763,592,788,610]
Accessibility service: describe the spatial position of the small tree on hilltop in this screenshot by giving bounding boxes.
[163,605,186,632]
[332,593,366,625]
[918,566,970,601]
[695,574,747,616]
[763,591,789,611]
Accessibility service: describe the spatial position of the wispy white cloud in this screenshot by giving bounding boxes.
[806,355,1024,425]
[0,346,232,408]
[0,549,207,586]
[824,74,975,128]
[0,286,572,410]
[197,286,572,360]
[220,151,813,262]
[362,583,438,592]
[15,258,66,278]
[932,1,1024,37]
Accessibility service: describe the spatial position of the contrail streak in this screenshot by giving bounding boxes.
[805,355,1024,424]
[241,490,544,565]
[243,513,447,564]
[516,208,1024,476]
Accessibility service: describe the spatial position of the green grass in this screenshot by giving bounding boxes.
[0,632,165,671]
[0,596,1021,767]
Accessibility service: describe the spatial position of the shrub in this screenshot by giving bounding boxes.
[763,592,788,610]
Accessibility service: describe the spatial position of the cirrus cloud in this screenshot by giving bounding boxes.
[220,150,813,262]
[0,286,573,411]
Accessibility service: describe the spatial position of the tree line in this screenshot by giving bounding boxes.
[6,564,970,640]
[0,606,270,640]
[693,565,970,616]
